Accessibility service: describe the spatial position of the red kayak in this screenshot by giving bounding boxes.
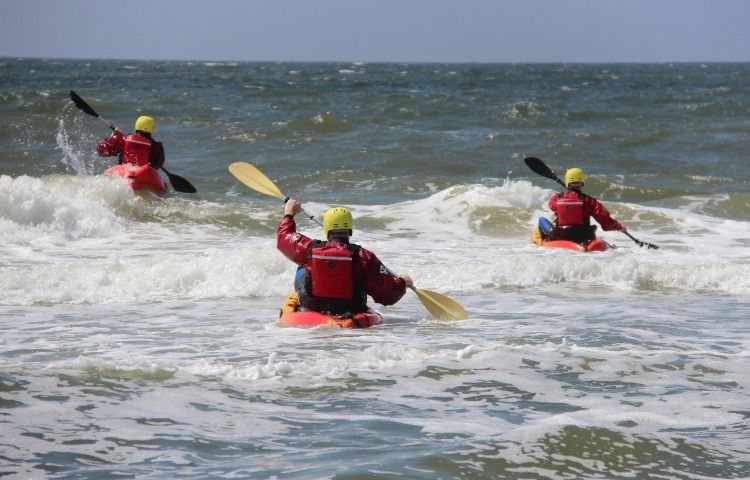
[278,293,382,328]
[104,164,168,195]
[532,229,610,252]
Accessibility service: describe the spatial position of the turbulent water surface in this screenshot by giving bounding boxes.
[1,59,749,479]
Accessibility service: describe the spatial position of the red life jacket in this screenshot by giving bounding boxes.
[310,244,355,299]
[122,134,153,166]
[555,191,589,226]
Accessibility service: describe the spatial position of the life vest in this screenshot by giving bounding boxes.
[121,134,153,166]
[555,191,589,227]
[310,243,356,299]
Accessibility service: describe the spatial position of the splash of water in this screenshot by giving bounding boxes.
[55,108,107,176]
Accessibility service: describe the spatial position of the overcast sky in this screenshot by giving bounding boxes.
[2,0,749,63]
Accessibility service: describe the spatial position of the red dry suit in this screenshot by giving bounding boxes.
[548,190,623,241]
[96,131,165,168]
[277,215,407,314]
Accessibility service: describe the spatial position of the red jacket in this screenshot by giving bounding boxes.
[96,131,165,168]
[277,215,407,306]
[549,190,623,231]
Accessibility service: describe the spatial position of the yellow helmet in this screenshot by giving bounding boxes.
[565,167,586,188]
[323,207,353,236]
[134,115,155,134]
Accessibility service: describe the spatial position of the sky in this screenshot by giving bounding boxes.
[1,0,749,63]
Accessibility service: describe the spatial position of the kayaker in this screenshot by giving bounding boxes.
[543,167,626,243]
[277,198,413,316]
[96,115,165,169]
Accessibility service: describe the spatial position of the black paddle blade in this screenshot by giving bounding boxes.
[524,156,566,188]
[69,90,99,117]
[161,167,197,193]
[524,157,555,179]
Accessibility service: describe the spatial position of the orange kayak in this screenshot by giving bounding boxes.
[278,293,382,328]
[531,228,610,252]
[104,164,168,195]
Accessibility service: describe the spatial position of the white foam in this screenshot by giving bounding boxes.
[3,178,749,306]
[0,174,128,242]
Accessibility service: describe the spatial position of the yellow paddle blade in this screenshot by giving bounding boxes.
[413,287,468,321]
[228,162,286,200]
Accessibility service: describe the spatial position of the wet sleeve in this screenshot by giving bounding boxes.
[588,197,623,231]
[276,216,315,266]
[548,194,558,214]
[96,132,124,157]
[361,250,407,306]
[149,141,165,169]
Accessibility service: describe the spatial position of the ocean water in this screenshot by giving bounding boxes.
[1,58,749,479]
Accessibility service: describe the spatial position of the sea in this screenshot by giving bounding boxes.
[1,58,749,479]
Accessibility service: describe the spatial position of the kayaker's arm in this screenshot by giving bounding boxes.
[149,141,165,169]
[586,197,624,232]
[548,194,559,216]
[96,130,124,157]
[361,250,409,306]
[277,209,315,266]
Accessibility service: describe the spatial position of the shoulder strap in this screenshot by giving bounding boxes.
[347,243,363,303]
[308,239,326,259]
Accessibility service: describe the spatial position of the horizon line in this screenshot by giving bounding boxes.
[3,55,750,65]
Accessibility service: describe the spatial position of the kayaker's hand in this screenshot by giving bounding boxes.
[399,274,414,289]
[620,225,628,233]
[285,198,301,216]
[113,128,123,136]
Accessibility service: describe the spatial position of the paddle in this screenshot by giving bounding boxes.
[622,231,659,249]
[524,156,566,189]
[69,90,197,193]
[524,156,660,250]
[158,166,196,194]
[228,161,468,321]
